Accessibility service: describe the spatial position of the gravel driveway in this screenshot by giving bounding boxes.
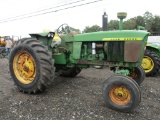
[0,58,160,120]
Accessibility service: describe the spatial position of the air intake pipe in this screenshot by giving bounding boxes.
[117,12,127,30]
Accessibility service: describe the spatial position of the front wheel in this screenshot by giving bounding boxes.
[9,38,55,94]
[102,75,141,112]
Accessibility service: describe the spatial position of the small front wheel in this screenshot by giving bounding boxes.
[102,75,141,112]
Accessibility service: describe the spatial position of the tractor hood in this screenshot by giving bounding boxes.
[29,32,55,38]
[74,30,149,42]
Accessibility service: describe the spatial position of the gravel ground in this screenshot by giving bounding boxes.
[0,58,160,120]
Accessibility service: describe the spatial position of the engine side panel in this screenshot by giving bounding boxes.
[124,41,142,62]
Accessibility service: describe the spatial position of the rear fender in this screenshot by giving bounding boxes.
[146,46,160,57]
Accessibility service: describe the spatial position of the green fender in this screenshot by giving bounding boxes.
[146,43,160,57]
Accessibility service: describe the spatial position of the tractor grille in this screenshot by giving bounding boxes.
[107,41,124,62]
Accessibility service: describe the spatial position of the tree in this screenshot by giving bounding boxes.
[70,27,81,33]
[82,25,102,33]
[151,15,160,33]
[123,19,137,30]
[143,11,154,32]
[81,11,160,34]
[133,16,145,27]
[108,20,119,30]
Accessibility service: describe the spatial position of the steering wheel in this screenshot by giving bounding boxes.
[57,24,70,35]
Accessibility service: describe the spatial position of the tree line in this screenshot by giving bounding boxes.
[82,11,160,34]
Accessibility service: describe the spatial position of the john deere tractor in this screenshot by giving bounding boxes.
[141,36,160,77]
[136,26,160,76]
[9,12,149,112]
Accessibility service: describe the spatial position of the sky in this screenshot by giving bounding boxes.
[0,0,160,39]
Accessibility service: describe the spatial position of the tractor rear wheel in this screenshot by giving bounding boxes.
[129,66,145,85]
[102,75,141,112]
[9,38,55,94]
[141,50,160,77]
[59,67,81,77]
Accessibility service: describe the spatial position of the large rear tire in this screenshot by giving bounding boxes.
[141,50,160,77]
[9,38,55,94]
[102,75,141,112]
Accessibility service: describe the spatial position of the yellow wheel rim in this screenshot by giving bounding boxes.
[13,51,36,84]
[109,85,131,105]
[141,56,154,73]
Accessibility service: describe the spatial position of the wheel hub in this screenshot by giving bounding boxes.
[110,85,131,105]
[23,65,29,72]
[117,92,123,97]
[141,56,154,72]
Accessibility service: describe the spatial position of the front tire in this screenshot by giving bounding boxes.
[102,75,141,112]
[9,38,55,94]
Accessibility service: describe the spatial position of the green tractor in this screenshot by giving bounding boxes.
[141,36,160,77]
[9,12,149,112]
[137,26,160,77]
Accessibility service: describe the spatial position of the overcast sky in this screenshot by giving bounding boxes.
[0,0,159,38]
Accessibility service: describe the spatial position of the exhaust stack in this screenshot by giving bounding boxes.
[102,12,108,31]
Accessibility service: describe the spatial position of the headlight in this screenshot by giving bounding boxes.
[48,32,54,37]
[48,33,51,37]
[50,33,54,37]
